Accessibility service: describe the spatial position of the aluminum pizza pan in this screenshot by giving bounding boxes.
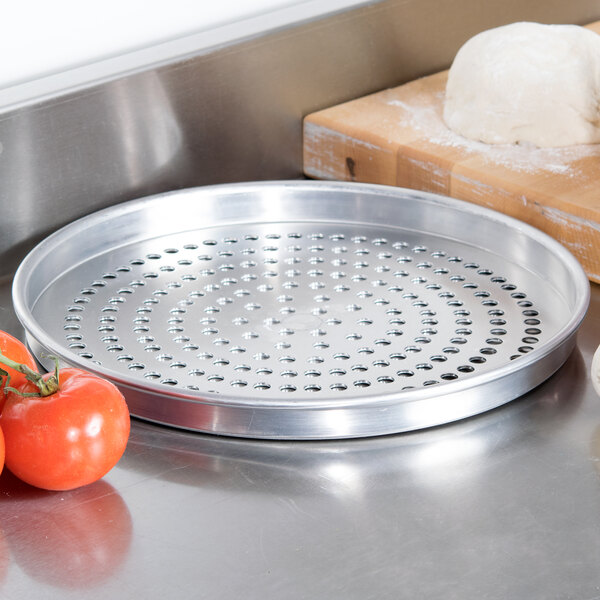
[11,181,590,439]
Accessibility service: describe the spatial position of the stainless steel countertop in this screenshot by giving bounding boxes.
[0,274,599,599]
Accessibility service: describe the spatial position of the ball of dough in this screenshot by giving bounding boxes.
[443,22,600,147]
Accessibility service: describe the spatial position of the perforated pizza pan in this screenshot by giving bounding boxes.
[12,181,590,439]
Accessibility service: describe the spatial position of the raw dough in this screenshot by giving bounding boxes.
[443,22,600,147]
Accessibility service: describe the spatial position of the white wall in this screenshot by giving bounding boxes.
[1,0,372,89]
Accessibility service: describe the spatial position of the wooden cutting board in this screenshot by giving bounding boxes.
[303,20,600,283]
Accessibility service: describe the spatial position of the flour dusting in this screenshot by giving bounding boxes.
[388,91,600,176]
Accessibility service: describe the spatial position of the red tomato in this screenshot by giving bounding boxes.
[0,425,4,478]
[0,368,130,491]
[0,331,37,410]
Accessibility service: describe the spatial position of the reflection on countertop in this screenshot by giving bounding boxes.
[0,474,132,590]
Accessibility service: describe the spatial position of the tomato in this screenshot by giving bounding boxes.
[0,331,37,410]
[0,425,4,478]
[0,368,130,491]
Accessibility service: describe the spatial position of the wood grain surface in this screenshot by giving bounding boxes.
[303,21,600,282]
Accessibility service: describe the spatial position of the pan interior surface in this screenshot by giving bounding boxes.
[12,182,589,438]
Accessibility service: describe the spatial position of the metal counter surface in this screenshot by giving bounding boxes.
[0,276,598,599]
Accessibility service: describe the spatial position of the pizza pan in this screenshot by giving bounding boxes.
[11,181,590,439]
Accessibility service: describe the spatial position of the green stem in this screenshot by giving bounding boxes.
[0,351,59,397]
